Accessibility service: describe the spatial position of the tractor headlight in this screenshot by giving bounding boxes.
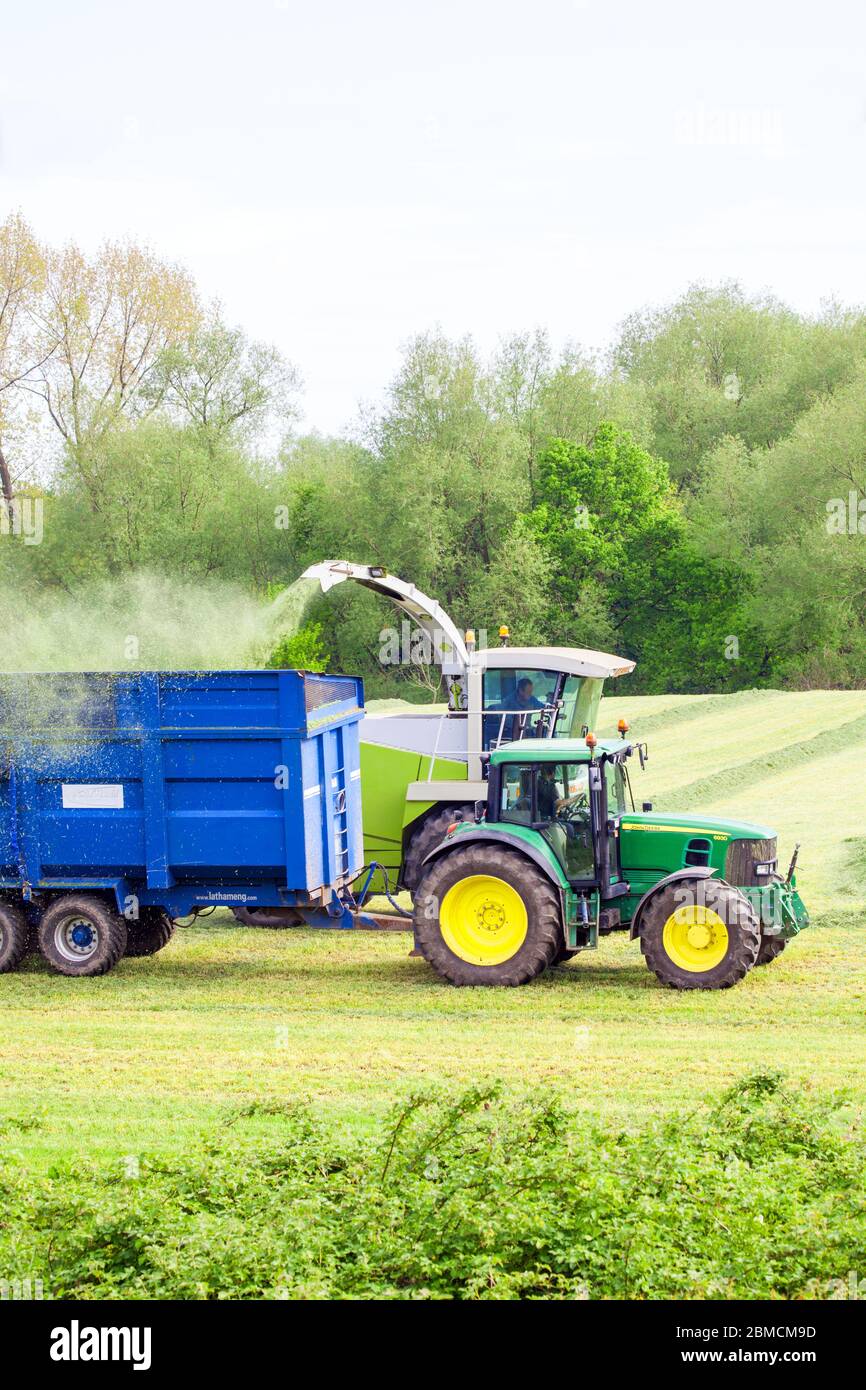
[755,861,776,877]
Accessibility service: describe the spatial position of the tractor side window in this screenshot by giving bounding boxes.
[604,761,626,816]
[499,764,534,825]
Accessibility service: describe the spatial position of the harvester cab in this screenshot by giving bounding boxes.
[300,561,636,890]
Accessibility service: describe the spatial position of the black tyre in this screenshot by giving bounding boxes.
[403,804,472,892]
[125,909,176,958]
[756,936,786,966]
[413,844,562,986]
[37,895,128,977]
[232,907,305,928]
[0,902,29,973]
[639,878,760,990]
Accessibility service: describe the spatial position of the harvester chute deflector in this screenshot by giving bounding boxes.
[301,561,469,675]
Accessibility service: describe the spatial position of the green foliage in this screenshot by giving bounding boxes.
[1,1073,862,1299]
[266,621,329,672]
[689,361,866,686]
[6,277,866,694]
[528,425,756,689]
[614,283,866,486]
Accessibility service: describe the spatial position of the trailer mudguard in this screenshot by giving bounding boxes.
[422,827,567,892]
[628,866,719,939]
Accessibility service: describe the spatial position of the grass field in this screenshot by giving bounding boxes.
[1,688,864,1177]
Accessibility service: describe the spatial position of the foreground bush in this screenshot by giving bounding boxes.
[1,1072,863,1299]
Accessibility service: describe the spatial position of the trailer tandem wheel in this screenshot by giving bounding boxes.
[124,909,177,958]
[37,895,129,977]
[0,902,29,973]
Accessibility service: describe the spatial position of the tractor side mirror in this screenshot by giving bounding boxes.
[642,801,653,812]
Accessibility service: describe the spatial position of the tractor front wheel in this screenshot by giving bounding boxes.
[638,879,760,990]
[413,845,561,986]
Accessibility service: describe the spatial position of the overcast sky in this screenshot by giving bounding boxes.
[2,0,865,434]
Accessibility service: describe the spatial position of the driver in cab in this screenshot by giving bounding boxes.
[537,765,588,820]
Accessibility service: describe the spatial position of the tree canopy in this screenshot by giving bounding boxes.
[2,216,865,696]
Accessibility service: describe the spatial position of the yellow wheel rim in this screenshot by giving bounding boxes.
[662,904,729,973]
[439,874,528,966]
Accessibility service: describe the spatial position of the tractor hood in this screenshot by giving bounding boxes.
[618,812,781,886]
[619,812,777,840]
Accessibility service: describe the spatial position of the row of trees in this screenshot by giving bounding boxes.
[2,210,865,693]
[0,213,298,513]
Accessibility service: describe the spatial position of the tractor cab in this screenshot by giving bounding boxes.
[487,737,634,897]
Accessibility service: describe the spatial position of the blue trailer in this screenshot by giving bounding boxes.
[0,669,372,976]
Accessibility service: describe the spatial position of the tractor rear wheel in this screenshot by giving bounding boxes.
[756,936,786,966]
[403,805,471,893]
[125,909,176,958]
[413,845,561,986]
[638,879,760,990]
[0,902,29,973]
[37,895,128,977]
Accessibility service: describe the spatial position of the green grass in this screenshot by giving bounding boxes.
[1,692,864,1190]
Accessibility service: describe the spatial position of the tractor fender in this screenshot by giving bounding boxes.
[629,866,719,939]
[421,828,566,893]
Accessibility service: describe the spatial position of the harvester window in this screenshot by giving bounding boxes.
[553,676,581,739]
[482,668,559,747]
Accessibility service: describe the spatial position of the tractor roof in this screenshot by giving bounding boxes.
[490,737,630,765]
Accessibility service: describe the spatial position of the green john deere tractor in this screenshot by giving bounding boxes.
[412,732,809,989]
